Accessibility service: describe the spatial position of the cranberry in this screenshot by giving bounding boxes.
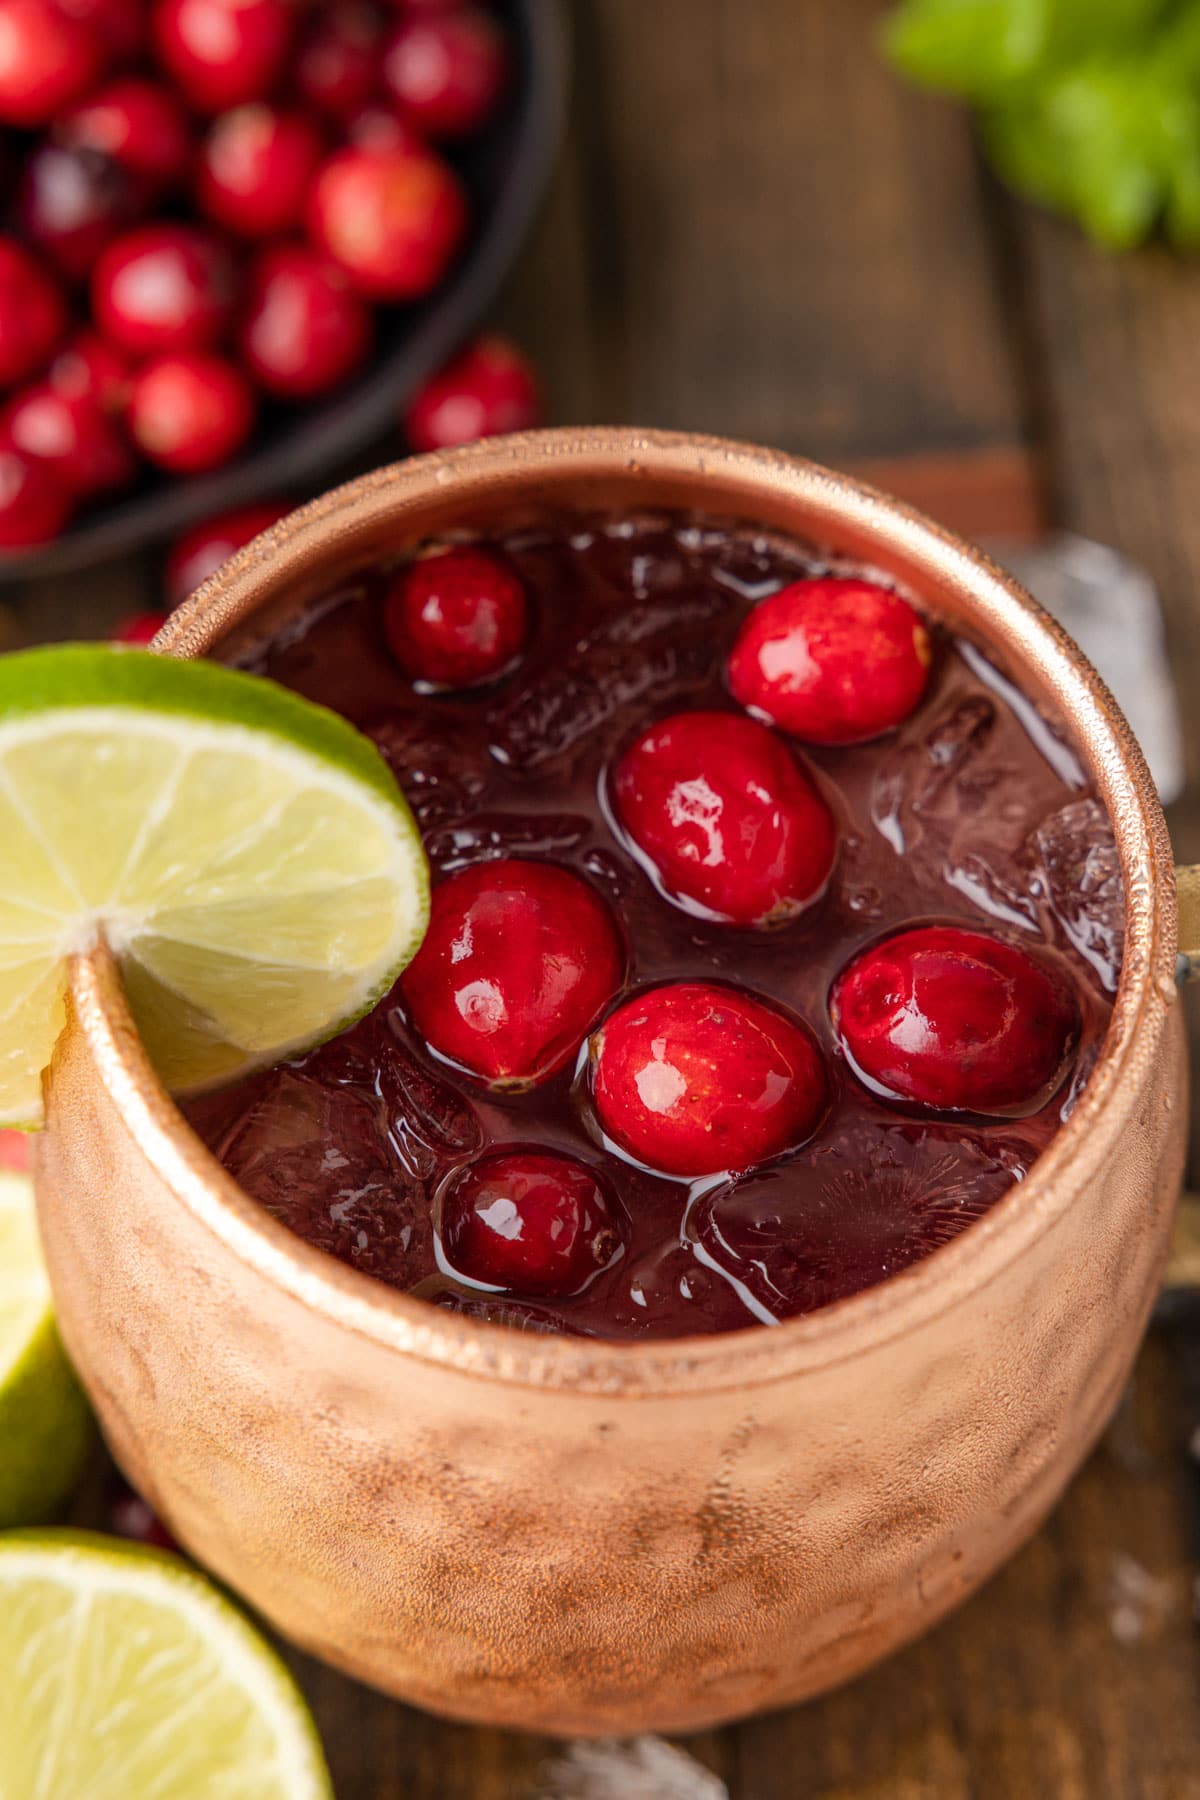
[16,145,140,282]
[3,382,133,496]
[729,577,932,745]
[382,6,507,139]
[0,238,67,387]
[49,328,130,411]
[613,709,835,927]
[831,925,1080,1114]
[0,0,101,126]
[92,224,237,355]
[237,244,371,397]
[60,78,192,195]
[151,0,292,111]
[441,1149,621,1297]
[111,1486,177,1550]
[126,350,255,473]
[0,1126,30,1169]
[307,145,467,300]
[401,859,625,1087]
[404,333,539,452]
[113,609,168,643]
[195,104,323,238]
[590,982,826,1178]
[294,1,380,118]
[0,443,72,545]
[55,0,144,58]
[164,498,288,604]
[384,544,528,687]
[344,101,423,156]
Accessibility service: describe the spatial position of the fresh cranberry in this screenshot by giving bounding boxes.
[3,382,133,496]
[404,333,539,452]
[0,0,101,126]
[729,577,932,745]
[401,859,625,1087]
[16,145,141,282]
[60,78,191,195]
[126,350,255,472]
[151,0,292,111]
[92,224,237,356]
[111,1486,177,1550]
[164,498,288,604]
[112,608,168,643]
[307,145,467,300]
[441,1149,621,1297]
[831,925,1080,1113]
[195,104,323,238]
[0,443,72,545]
[344,101,423,155]
[0,238,67,387]
[612,709,835,927]
[237,243,371,397]
[48,328,130,411]
[383,544,528,687]
[0,1126,30,1169]
[590,982,826,1178]
[382,6,507,139]
[54,0,144,59]
[294,1,380,117]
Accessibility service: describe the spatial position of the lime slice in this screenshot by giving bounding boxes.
[0,644,429,1126]
[0,1530,332,1799]
[0,1165,92,1527]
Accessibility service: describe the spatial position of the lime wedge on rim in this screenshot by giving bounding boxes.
[0,644,429,1127]
[0,1530,332,1798]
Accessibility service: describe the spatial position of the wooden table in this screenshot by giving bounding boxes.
[15,1,1200,1792]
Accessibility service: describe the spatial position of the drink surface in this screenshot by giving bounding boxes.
[185,512,1120,1338]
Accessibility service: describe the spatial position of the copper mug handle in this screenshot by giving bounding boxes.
[1167,865,1200,1290]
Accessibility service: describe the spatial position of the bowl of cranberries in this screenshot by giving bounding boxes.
[0,0,563,571]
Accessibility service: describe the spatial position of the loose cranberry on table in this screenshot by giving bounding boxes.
[294,1,381,118]
[238,244,372,398]
[591,982,827,1179]
[60,77,192,196]
[404,333,539,452]
[2,381,134,496]
[384,544,528,686]
[48,329,130,410]
[111,1485,177,1551]
[729,577,932,745]
[0,1127,30,1170]
[164,498,288,604]
[195,105,324,239]
[401,859,625,1087]
[613,709,836,927]
[92,224,238,356]
[0,238,67,387]
[441,1149,622,1298]
[113,608,168,643]
[382,6,508,139]
[0,443,72,545]
[126,350,255,473]
[0,0,101,127]
[151,0,293,113]
[16,144,140,282]
[831,925,1080,1114]
[307,145,468,300]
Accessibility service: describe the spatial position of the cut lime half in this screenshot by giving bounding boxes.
[0,1530,332,1799]
[0,645,429,1127]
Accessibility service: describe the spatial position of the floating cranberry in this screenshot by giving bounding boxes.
[16,144,140,282]
[831,925,1080,1114]
[164,498,288,604]
[613,709,835,927]
[238,243,371,397]
[294,2,380,118]
[112,609,168,643]
[126,349,254,472]
[441,1149,621,1297]
[0,443,72,545]
[729,577,932,745]
[152,0,292,112]
[384,544,528,687]
[404,333,539,452]
[382,6,507,139]
[3,381,134,496]
[0,238,67,387]
[401,859,625,1086]
[307,145,467,300]
[590,982,826,1178]
[61,78,192,195]
[344,101,423,155]
[92,224,237,355]
[48,328,130,411]
[0,0,101,127]
[195,104,323,238]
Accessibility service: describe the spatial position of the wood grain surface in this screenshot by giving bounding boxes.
[28,1,1200,1792]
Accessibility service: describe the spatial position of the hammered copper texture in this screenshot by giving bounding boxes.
[34,432,1187,1736]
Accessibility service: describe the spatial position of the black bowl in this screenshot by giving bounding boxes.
[0,0,567,581]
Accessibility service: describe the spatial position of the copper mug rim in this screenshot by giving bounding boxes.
[67,427,1176,1397]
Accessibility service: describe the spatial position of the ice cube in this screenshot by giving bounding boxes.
[1030,798,1124,992]
[364,712,491,830]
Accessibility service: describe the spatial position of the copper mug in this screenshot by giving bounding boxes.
[35,430,1191,1736]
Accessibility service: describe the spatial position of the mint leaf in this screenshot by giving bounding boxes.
[883,0,1169,101]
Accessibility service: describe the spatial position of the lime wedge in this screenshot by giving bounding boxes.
[0,1165,92,1527]
[0,1531,332,1799]
[0,645,429,1126]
